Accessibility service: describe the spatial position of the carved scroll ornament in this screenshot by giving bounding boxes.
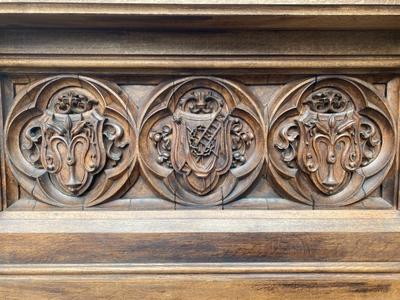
[139,77,264,206]
[268,76,395,207]
[5,75,137,207]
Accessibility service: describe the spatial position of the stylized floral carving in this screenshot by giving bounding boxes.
[6,75,137,207]
[231,118,254,168]
[139,77,264,206]
[268,76,395,207]
[150,125,173,168]
[359,118,382,166]
[53,91,98,114]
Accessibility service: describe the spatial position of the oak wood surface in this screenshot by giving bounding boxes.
[1,1,400,298]
[0,1,400,31]
[1,71,399,297]
[1,30,400,73]
[3,273,400,300]
[0,211,399,264]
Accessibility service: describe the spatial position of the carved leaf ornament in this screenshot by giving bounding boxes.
[5,75,395,208]
[139,77,265,206]
[268,76,395,207]
[5,75,137,207]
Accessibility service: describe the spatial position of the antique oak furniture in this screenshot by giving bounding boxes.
[1,1,400,299]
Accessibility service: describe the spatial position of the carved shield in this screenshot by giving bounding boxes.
[269,77,395,207]
[296,110,362,195]
[6,75,137,207]
[139,77,264,206]
[172,104,232,195]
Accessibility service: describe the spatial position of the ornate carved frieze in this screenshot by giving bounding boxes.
[4,74,396,209]
[139,77,264,206]
[268,76,396,207]
[5,75,137,207]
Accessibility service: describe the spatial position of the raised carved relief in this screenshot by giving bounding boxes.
[268,76,395,207]
[5,75,137,207]
[139,77,264,206]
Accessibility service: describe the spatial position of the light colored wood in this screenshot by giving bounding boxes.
[2,262,400,275]
[1,210,400,232]
[1,273,400,300]
[1,56,400,72]
[1,211,400,265]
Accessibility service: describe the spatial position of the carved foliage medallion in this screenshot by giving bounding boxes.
[139,77,264,206]
[6,75,137,207]
[268,76,395,207]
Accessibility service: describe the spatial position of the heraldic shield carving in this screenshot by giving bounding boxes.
[268,76,396,207]
[5,75,137,207]
[139,77,264,206]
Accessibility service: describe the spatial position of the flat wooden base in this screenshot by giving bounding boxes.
[2,269,400,299]
[1,211,400,299]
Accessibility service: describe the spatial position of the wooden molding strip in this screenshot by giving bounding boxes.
[1,210,400,233]
[1,56,400,71]
[0,3,399,15]
[0,1,400,15]
[2,262,400,275]
[2,210,399,219]
[0,2,400,30]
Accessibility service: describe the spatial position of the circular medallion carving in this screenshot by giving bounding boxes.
[268,76,396,207]
[5,75,137,207]
[139,77,264,206]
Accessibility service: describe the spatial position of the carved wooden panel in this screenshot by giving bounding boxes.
[5,75,137,207]
[2,74,398,210]
[268,76,396,207]
[139,77,264,206]
[3,4,400,299]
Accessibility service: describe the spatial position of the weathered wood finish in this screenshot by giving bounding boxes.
[1,1,400,299]
[3,74,396,209]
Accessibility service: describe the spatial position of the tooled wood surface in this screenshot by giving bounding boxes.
[1,73,399,299]
[1,2,400,299]
[2,74,397,210]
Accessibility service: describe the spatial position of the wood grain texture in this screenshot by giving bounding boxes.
[3,262,400,275]
[3,232,400,264]
[1,211,400,264]
[0,1,400,30]
[1,2,400,298]
[1,30,400,73]
[1,273,400,300]
[2,30,400,55]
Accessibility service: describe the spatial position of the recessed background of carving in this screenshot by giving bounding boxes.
[2,74,398,210]
[268,76,396,207]
[139,77,265,206]
[5,75,137,207]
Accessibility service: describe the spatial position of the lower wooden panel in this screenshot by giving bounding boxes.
[3,232,400,264]
[1,272,400,300]
[2,211,400,298]
[2,211,400,264]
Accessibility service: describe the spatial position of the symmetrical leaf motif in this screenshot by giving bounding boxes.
[269,76,395,207]
[140,77,264,206]
[6,75,137,207]
[5,75,396,209]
